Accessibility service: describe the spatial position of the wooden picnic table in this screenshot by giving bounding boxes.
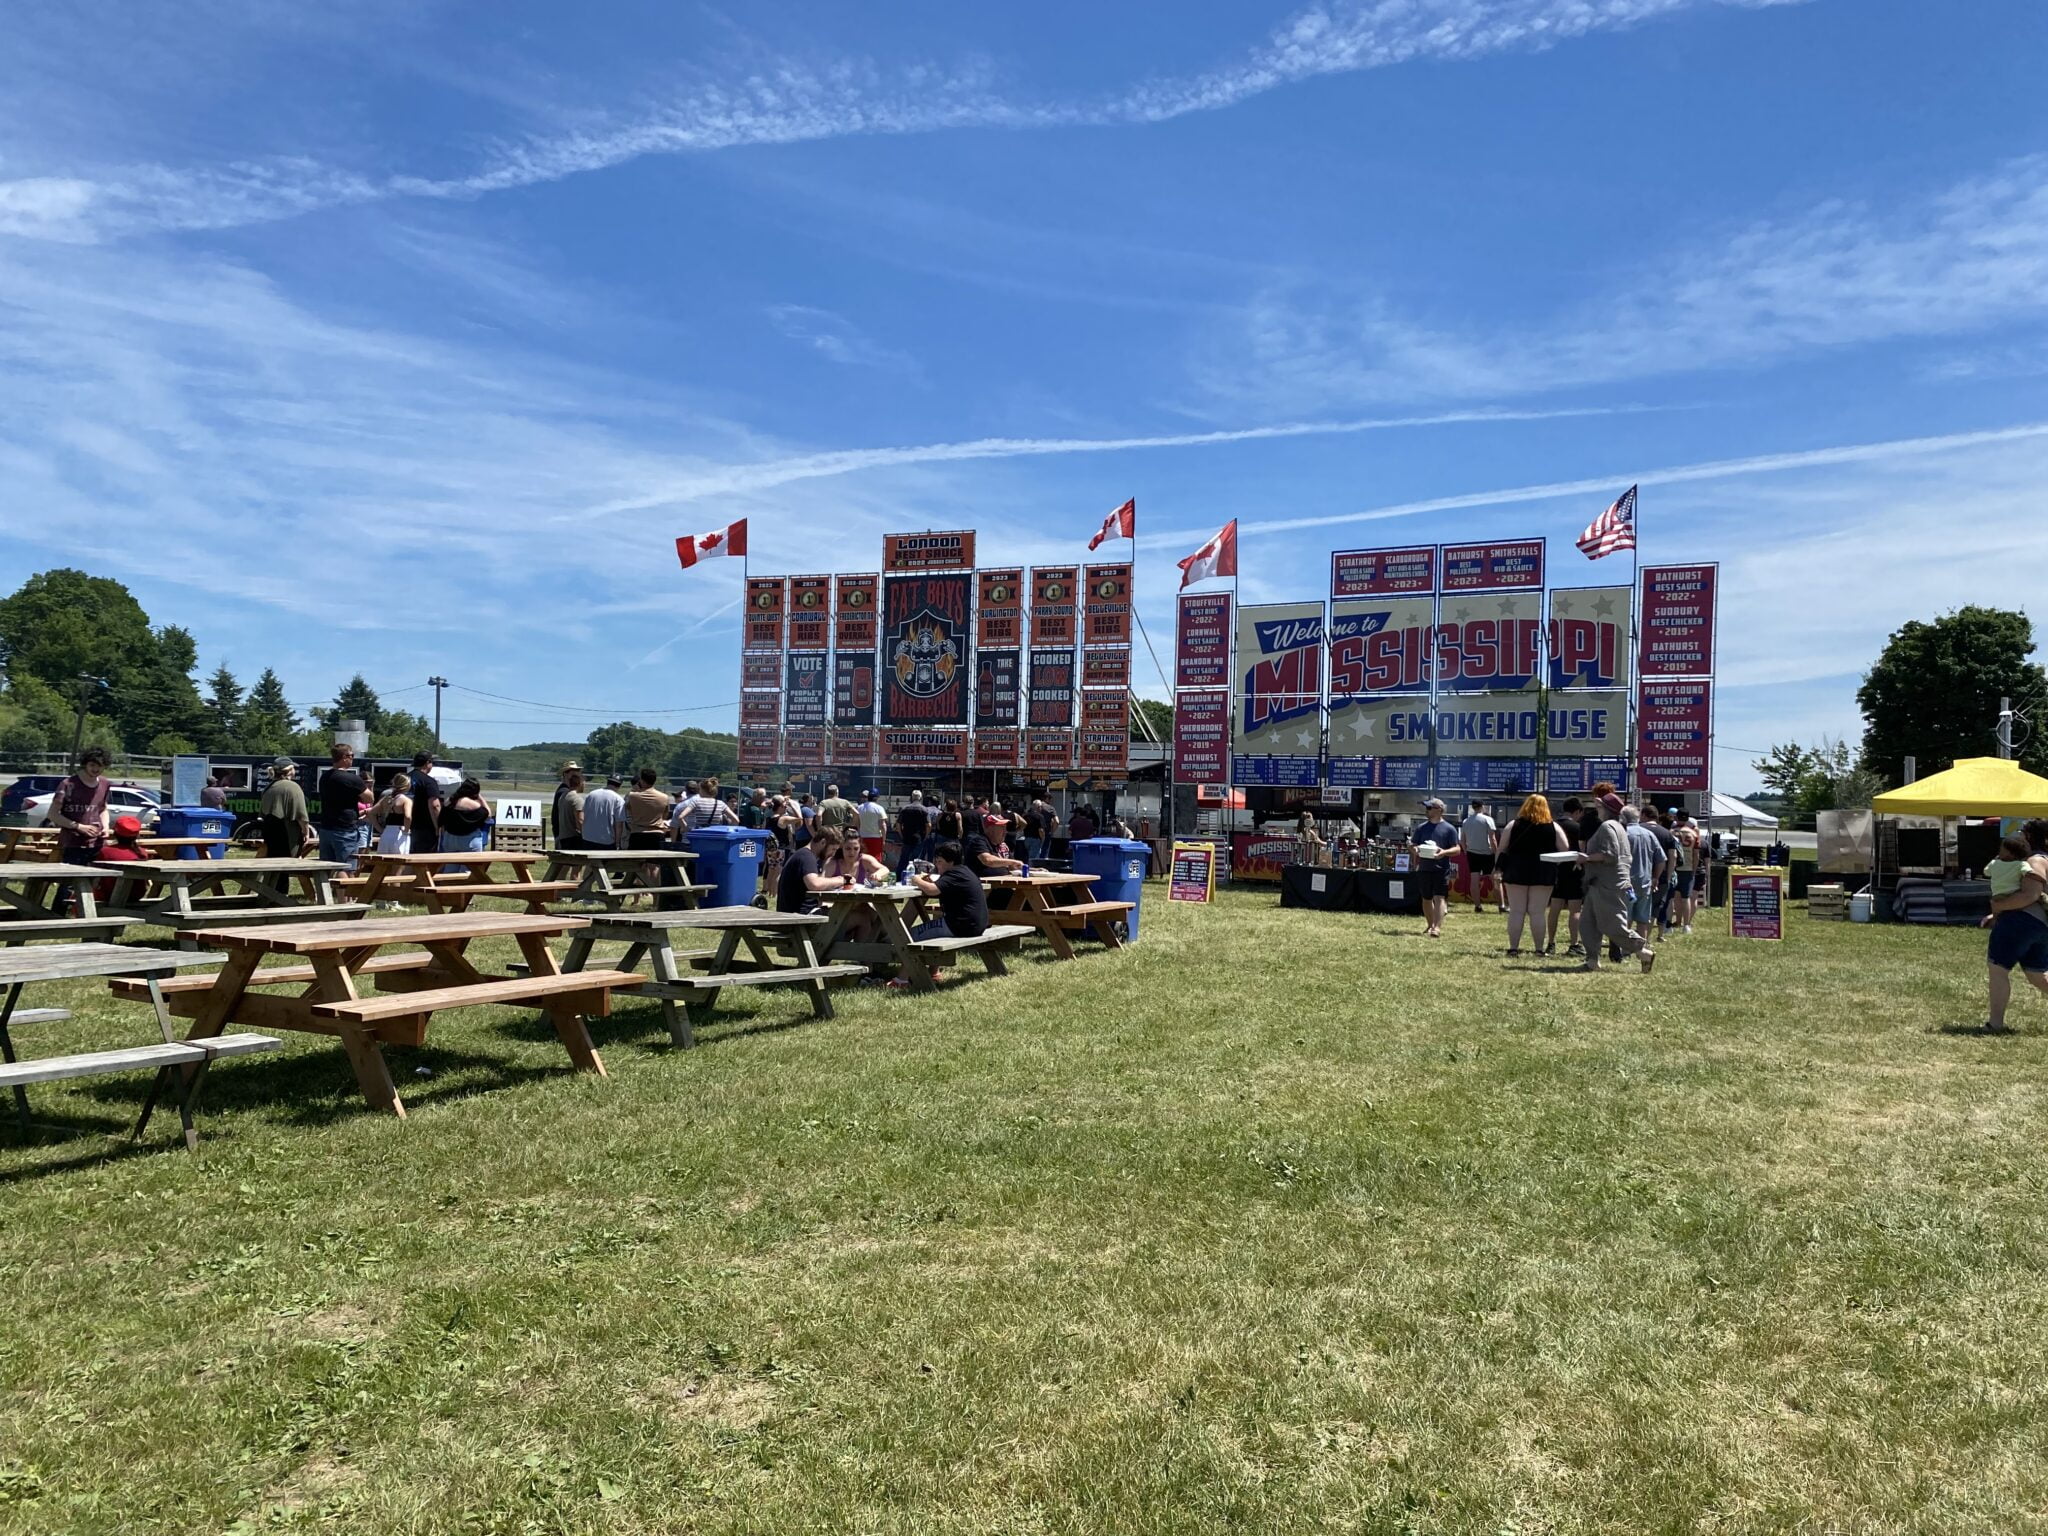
[560,908,863,1046]
[981,871,1133,960]
[101,858,367,945]
[347,851,581,914]
[116,911,643,1118]
[0,861,130,944]
[0,943,274,1150]
[0,827,62,863]
[543,847,709,911]
[813,884,1033,992]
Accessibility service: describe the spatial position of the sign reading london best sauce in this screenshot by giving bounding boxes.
[882,530,976,571]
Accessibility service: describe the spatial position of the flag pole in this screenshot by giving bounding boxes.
[1629,490,1641,804]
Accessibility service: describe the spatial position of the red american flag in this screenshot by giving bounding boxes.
[1576,486,1637,560]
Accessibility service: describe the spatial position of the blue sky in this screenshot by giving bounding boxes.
[3,0,2045,790]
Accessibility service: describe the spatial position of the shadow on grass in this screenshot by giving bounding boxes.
[1934,1021,2020,1038]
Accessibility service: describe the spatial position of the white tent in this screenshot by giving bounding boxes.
[1706,792,1778,829]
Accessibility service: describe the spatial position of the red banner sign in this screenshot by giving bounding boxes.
[972,729,1019,769]
[1173,690,1229,781]
[1640,564,1718,677]
[1440,539,1545,591]
[744,577,787,648]
[880,729,969,768]
[787,575,830,648]
[1078,728,1128,774]
[830,727,874,767]
[1083,563,1132,645]
[1079,691,1126,731]
[1083,648,1131,689]
[737,726,780,768]
[883,530,976,571]
[977,568,1024,648]
[1030,566,1079,647]
[1230,830,1298,882]
[1331,545,1436,597]
[1637,678,1711,792]
[740,692,779,727]
[783,727,828,766]
[1025,729,1074,773]
[834,574,879,649]
[742,653,780,689]
[1176,592,1232,689]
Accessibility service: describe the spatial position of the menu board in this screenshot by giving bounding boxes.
[1730,868,1784,941]
[1169,841,1218,904]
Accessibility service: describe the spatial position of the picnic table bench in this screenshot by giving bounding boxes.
[560,908,863,1046]
[0,862,130,944]
[543,847,709,910]
[0,827,62,863]
[113,911,641,1117]
[344,851,581,914]
[100,858,367,946]
[981,871,1135,958]
[813,884,1033,992]
[0,943,277,1150]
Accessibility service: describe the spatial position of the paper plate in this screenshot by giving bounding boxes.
[1540,851,1581,863]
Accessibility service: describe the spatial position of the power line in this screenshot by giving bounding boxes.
[446,683,738,717]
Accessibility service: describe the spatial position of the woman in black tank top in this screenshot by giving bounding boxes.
[1499,793,1568,956]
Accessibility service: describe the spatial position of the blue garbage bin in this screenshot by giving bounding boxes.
[1069,836,1152,942]
[152,805,233,860]
[688,825,776,908]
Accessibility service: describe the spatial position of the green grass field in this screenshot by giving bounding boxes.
[3,889,2046,1534]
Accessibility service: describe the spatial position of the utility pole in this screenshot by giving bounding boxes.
[69,675,105,763]
[1999,697,2014,759]
[428,676,449,753]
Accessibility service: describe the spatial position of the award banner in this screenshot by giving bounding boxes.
[1640,564,1718,677]
[883,530,976,571]
[1026,729,1074,773]
[832,653,875,727]
[1232,602,1324,788]
[1328,595,1435,698]
[881,573,972,726]
[1176,591,1232,689]
[830,727,875,767]
[744,577,787,649]
[1325,694,1431,790]
[1546,586,1631,689]
[1029,649,1077,728]
[880,729,969,768]
[740,692,780,728]
[834,574,879,649]
[742,653,780,690]
[972,729,1019,769]
[974,648,1021,727]
[787,576,831,648]
[1079,726,1128,774]
[1030,566,1079,646]
[784,653,828,727]
[738,726,780,769]
[1083,648,1131,689]
[1432,590,1543,692]
[1080,691,1125,731]
[783,727,827,766]
[1331,545,1437,597]
[1441,539,1545,592]
[1083,563,1133,644]
[977,569,1024,648]
[1637,678,1711,792]
[1173,690,1230,782]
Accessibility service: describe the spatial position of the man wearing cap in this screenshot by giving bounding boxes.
[582,773,628,851]
[1576,793,1656,974]
[857,790,888,865]
[963,810,1025,880]
[1413,797,1461,939]
[259,757,313,859]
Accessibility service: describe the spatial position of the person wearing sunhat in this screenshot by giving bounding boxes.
[1412,797,1460,939]
[259,756,313,858]
[1575,793,1656,974]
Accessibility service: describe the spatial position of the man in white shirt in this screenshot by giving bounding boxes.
[1460,801,1501,914]
[857,789,889,863]
[580,775,628,850]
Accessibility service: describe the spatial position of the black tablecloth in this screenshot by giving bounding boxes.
[1278,864,1424,916]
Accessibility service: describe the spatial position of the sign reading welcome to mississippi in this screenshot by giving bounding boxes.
[1640,564,1718,677]
[880,573,972,727]
[882,530,976,571]
[1176,592,1232,688]
[1441,539,1545,592]
[1637,678,1711,792]
[1545,586,1632,689]
[1331,545,1436,597]
[1432,591,1543,692]
[1328,595,1436,697]
[1232,602,1324,787]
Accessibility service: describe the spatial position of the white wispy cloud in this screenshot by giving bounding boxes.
[0,0,1791,242]
[766,304,921,375]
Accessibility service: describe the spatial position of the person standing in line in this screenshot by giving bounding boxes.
[408,752,444,857]
[817,784,856,834]
[551,765,587,851]
[738,786,770,829]
[1576,794,1656,974]
[1413,796,1461,940]
[1546,796,1588,958]
[1647,809,1681,938]
[1026,790,1059,862]
[1068,801,1100,843]
[437,778,492,875]
[1981,819,2048,1033]
[199,774,229,810]
[624,768,672,851]
[1670,810,1703,933]
[371,776,413,855]
[857,790,888,864]
[896,793,931,875]
[1620,806,1667,939]
[671,777,736,840]
[259,757,313,858]
[315,743,364,870]
[1460,800,1501,915]
[582,774,628,851]
[552,761,582,848]
[1497,793,1569,957]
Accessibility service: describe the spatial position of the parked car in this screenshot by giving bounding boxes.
[0,775,66,823]
[21,782,163,831]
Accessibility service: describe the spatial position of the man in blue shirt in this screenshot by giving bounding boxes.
[1413,797,1461,938]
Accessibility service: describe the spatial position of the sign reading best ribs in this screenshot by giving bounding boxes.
[882,729,968,768]
[977,569,1023,648]
[1332,545,1435,597]
[741,654,780,690]
[738,726,780,768]
[1083,648,1130,689]
[1637,678,1711,791]
[1030,567,1078,647]
[834,574,878,649]
[883,530,976,571]
[1175,592,1232,689]
[1083,564,1132,644]
[744,576,786,649]
[881,573,972,727]
[787,576,830,648]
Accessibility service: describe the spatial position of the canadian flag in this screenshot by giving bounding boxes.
[1177,519,1238,589]
[1088,498,1136,551]
[675,519,748,569]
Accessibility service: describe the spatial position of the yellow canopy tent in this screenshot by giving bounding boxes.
[1869,757,2048,817]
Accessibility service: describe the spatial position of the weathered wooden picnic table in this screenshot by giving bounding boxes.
[112,911,643,1118]
[0,827,62,863]
[813,884,1033,992]
[0,862,129,943]
[0,943,277,1150]
[100,857,367,946]
[543,847,710,910]
[345,850,581,914]
[981,871,1135,960]
[560,908,863,1046]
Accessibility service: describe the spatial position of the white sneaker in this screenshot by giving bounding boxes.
[1682,924,1693,935]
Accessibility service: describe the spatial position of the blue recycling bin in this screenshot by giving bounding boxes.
[1070,836,1153,942]
[152,805,233,859]
[688,825,775,908]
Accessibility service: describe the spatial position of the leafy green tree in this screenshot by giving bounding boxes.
[125,624,207,751]
[147,732,200,758]
[371,710,436,762]
[1858,607,2048,780]
[0,571,206,752]
[0,720,48,762]
[321,675,386,735]
[201,665,244,751]
[1754,737,1884,819]
[1130,697,1172,743]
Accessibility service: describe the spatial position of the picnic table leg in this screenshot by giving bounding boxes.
[1,982,28,1135]
[647,939,693,1048]
[877,900,937,992]
[792,934,835,1021]
[1027,891,1076,960]
[560,933,597,973]
[514,931,607,1077]
[312,952,407,1118]
[689,929,745,1027]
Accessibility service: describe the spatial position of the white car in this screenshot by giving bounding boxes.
[24,783,163,830]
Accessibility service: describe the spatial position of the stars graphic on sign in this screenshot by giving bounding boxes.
[1496,596,1520,615]
[1591,594,1617,617]
[1453,606,1473,622]
[1345,710,1377,742]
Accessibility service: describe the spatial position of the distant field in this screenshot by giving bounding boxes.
[2,892,2044,1533]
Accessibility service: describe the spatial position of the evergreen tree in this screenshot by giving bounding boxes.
[321,675,386,735]
[201,665,244,751]
[239,668,298,753]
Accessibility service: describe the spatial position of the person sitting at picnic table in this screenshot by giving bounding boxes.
[964,812,1026,880]
[910,840,988,940]
[93,813,149,902]
[776,824,851,914]
[371,777,412,856]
